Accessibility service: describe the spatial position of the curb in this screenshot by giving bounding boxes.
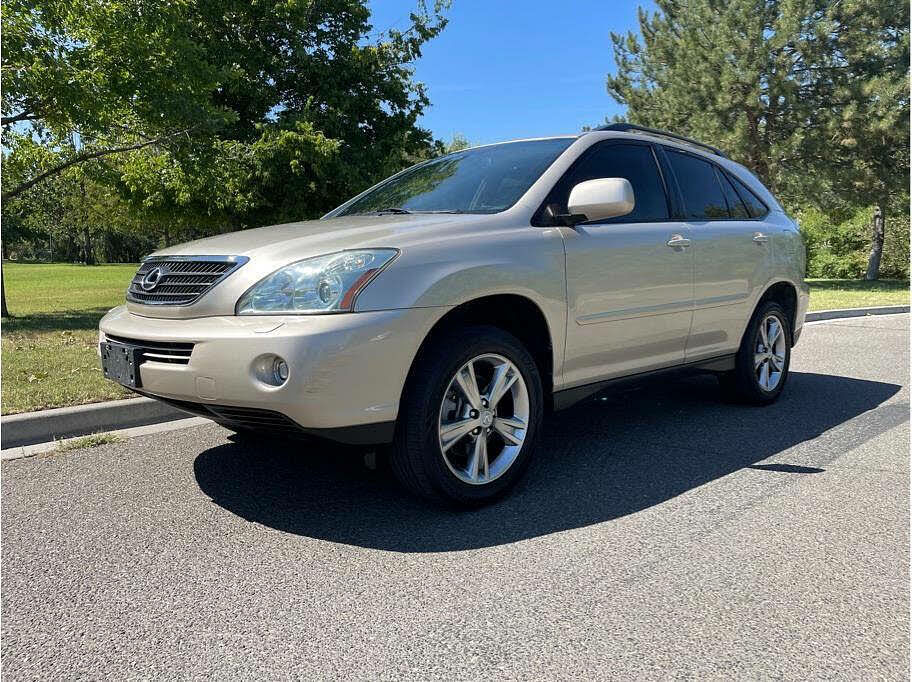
[1,305,908,450]
[1,397,189,450]
[1,417,211,461]
[804,304,909,322]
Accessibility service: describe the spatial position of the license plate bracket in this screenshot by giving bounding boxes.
[100,341,143,389]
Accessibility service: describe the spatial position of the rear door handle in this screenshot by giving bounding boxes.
[666,234,691,248]
[752,232,769,243]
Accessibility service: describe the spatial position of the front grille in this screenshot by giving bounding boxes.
[127,256,248,306]
[106,334,194,365]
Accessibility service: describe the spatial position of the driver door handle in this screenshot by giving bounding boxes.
[666,234,691,248]
[752,232,769,243]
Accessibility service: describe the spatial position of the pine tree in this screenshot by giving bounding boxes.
[606,0,909,279]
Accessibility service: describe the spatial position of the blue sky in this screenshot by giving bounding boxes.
[367,1,653,145]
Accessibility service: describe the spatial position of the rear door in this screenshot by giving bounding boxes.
[552,141,694,387]
[662,148,771,362]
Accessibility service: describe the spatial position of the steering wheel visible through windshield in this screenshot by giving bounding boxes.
[332,137,575,216]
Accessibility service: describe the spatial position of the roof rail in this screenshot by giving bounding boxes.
[596,123,729,159]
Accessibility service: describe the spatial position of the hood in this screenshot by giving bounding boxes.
[151,213,492,261]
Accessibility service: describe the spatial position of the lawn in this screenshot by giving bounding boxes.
[806,278,909,311]
[0,263,908,414]
[2,262,137,414]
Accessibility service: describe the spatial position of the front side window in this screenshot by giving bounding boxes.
[333,138,575,216]
[554,143,670,222]
[666,150,729,220]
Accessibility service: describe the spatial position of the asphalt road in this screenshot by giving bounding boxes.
[2,315,909,680]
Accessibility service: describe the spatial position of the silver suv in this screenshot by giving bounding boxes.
[100,124,809,505]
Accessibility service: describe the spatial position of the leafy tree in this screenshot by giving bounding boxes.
[606,0,909,278]
[445,133,472,153]
[2,0,450,210]
[1,163,150,264]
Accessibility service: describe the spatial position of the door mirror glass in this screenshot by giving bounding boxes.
[567,177,635,222]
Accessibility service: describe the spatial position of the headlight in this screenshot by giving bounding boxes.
[236,249,398,315]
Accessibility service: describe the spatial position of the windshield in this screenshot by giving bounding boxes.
[333,138,575,216]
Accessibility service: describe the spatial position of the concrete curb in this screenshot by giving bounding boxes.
[1,397,189,449]
[804,304,909,322]
[1,304,908,450]
[1,417,211,461]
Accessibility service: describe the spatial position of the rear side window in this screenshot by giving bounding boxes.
[562,143,669,222]
[727,173,769,218]
[716,169,750,218]
[666,150,729,220]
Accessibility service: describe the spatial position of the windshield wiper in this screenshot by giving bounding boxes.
[372,207,412,215]
[353,207,468,216]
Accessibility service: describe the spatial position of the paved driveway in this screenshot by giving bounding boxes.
[2,314,908,679]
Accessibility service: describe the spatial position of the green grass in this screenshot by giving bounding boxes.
[2,262,137,414]
[0,263,908,414]
[56,432,122,452]
[806,279,909,311]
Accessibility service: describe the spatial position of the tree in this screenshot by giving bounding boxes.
[1,261,8,318]
[445,133,472,153]
[2,0,450,220]
[606,0,909,278]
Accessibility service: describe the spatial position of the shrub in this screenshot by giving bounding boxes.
[797,203,909,280]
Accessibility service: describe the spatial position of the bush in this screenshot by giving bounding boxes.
[881,203,910,279]
[797,203,909,280]
[810,251,868,279]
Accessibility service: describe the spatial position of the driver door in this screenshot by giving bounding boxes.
[552,141,694,387]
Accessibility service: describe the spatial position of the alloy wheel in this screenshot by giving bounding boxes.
[754,314,787,391]
[437,353,530,485]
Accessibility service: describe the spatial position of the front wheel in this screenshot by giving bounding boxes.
[391,326,543,506]
[719,301,791,405]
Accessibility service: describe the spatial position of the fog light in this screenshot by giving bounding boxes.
[273,358,289,384]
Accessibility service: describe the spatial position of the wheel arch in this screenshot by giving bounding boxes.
[755,280,799,345]
[402,294,556,409]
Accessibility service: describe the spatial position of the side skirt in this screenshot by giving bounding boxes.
[552,354,736,411]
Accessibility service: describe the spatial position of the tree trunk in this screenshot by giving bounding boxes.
[865,205,884,281]
[80,176,96,265]
[1,259,9,318]
[83,226,96,265]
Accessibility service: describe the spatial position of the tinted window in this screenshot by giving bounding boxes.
[728,173,769,218]
[559,143,669,222]
[716,169,750,218]
[335,138,574,216]
[666,150,729,220]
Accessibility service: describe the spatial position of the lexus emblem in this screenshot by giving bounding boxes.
[141,266,165,291]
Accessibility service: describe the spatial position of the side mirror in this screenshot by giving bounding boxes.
[567,178,635,223]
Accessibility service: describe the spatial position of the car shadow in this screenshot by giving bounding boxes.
[194,371,904,552]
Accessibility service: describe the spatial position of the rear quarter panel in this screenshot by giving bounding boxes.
[734,210,808,346]
[769,211,810,337]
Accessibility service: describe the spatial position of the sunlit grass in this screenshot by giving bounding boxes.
[807,279,909,311]
[56,432,123,452]
[2,262,137,414]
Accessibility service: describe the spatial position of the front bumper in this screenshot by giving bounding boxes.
[99,305,445,440]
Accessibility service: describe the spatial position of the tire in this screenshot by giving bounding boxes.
[391,325,544,506]
[719,301,792,405]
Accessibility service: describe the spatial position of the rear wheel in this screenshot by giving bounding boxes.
[719,301,791,405]
[391,326,543,506]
